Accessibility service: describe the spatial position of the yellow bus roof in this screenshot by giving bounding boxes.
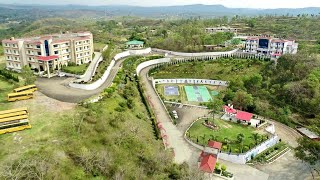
[8,91,34,96]
[0,115,28,123]
[13,84,36,92]
[0,111,28,119]
[0,107,28,115]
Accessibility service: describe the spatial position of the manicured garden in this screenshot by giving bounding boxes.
[62,63,88,75]
[187,118,268,153]
[249,142,288,164]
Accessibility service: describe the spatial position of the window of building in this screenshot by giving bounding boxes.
[29,57,32,61]
[53,44,58,48]
[15,57,18,60]
[54,51,59,55]
[7,56,10,59]
[36,45,41,49]
[67,55,70,58]
[37,52,41,55]
[65,43,69,46]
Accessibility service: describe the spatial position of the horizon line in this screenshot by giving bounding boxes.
[0,3,319,10]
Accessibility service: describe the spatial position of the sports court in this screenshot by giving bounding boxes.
[184,86,212,102]
[164,85,179,96]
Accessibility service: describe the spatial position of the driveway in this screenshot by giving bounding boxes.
[36,58,125,103]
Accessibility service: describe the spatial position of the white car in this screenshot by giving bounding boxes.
[172,110,177,115]
[174,114,179,119]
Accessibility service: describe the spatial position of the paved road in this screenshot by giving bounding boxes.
[36,57,124,103]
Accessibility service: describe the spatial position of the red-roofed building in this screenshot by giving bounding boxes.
[208,140,222,150]
[199,153,217,173]
[236,111,253,122]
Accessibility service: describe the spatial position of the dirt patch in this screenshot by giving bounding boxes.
[11,91,76,112]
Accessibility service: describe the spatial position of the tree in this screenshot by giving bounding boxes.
[232,90,254,111]
[231,38,241,45]
[295,137,320,178]
[244,74,263,93]
[237,133,245,152]
[221,164,227,172]
[251,133,261,146]
[21,65,36,85]
[207,95,224,124]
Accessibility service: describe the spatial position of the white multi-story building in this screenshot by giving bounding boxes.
[245,36,298,57]
[205,27,239,34]
[2,31,94,78]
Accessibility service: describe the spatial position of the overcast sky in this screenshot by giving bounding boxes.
[2,0,320,9]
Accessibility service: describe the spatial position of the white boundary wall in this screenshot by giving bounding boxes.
[70,48,152,90]
[136,58,171,75]
[153,78,229,88]
[152,48,238,57]
[218,136,279,164]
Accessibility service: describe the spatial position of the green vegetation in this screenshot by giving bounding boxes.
[187,118,268,153]
[0,45,3,56]
[150,58,266,80]
[62,63,88,75]
[94,43,107,52]
[250,142,288,163]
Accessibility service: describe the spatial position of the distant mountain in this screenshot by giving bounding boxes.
[0,4,320,18]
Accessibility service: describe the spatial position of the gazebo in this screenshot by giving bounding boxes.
[126,40,144,49]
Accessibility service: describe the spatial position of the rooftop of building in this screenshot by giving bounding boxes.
[126,40,144,45]
[2,31,92,44]
[199,153,217,173]
[297,127,320,139]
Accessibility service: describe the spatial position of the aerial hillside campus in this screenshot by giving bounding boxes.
[0,2,320,180]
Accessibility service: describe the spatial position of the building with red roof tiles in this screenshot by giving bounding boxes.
[236,111,253,122]
[245,36,298,56]
[208,140,222,150]
[2,32,94,78]
[199,154,217,173]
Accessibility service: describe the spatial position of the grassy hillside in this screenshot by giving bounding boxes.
[0,56,195,179]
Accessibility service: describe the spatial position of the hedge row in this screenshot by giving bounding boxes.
[0,69,19,82]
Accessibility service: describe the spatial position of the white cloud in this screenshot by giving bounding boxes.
[2,0,320,9]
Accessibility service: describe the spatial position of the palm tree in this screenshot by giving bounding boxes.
[224,137,230,149]
[237,133,245,152]
[210,135,220,141]
[251,133,260,146]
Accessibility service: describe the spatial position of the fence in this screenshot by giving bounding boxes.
[152,48,238,57]
[153,78,229,88]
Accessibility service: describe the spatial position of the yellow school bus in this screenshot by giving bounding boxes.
[0,111,28,119]
[13,84,37,93]
[0,107,28,116]
[7,91,34,102]
[0,115,31,135]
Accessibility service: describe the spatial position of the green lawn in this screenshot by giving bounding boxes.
[187,118,267,153]
[62,63,88,75]
[94,43,107,52]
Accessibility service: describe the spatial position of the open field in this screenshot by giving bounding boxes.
[187,118,267,153]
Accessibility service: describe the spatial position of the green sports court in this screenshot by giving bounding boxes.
[184,86,212,102]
